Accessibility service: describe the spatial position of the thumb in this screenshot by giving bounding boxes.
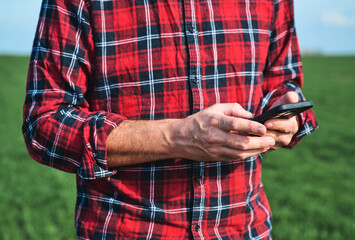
[215,103,253,119]
[270,91,299,109]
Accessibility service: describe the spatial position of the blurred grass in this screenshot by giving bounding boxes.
[0,56,76,239]
[0,55,354,239]
[262,56,355,239]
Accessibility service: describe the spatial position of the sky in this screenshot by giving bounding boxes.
[0,0,354,55]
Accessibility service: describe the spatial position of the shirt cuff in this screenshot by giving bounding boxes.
[78,112,126,180]
[260,81,319,149]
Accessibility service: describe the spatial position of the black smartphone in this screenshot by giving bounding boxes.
[252,101,313,124]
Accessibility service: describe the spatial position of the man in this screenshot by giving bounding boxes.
[23,0,318,239]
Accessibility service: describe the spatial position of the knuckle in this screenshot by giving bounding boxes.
[238,136,251,150]
[238,152,248,160]
[280,138,291,146]
[233,103,241,109]
[247,121,258,133]
[260,140,269,148]
[284,128,291,133]
[208,116,219,127]
[226,138,236,147]
[192,117,202,130]
[205,147,220,159]
[231,103,242,115]
[231,119,240,130]
[237,142,248,150]
[202,132,217,144]
[282,125,293,133]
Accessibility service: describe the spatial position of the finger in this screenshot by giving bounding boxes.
[284,91,300,104]
[218,116,267,136]
[212,103,253,119]
[221,132,275,150]
[209,146,271,162]
[264,129,278,139]
[200,127,274,150]
[264,117,298,134]
[265,130,293,147]
[270,91,299,109]
[237,148,271,159]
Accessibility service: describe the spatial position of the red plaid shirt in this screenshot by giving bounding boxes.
[23,0,317,239]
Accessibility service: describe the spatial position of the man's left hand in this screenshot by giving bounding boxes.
[264,91,299,151]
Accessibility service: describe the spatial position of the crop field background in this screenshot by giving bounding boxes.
[0,55,354,239]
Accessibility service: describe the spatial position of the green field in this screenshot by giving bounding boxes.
[0,55,354,239]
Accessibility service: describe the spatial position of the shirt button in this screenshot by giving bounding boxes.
[193,75,200,84]
[194,176,202,181]
[195,224,200,232]
[188,27,196,33]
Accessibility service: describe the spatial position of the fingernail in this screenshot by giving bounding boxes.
[268,138,275,145]
[257,127,265,134]
[266,122,273,128]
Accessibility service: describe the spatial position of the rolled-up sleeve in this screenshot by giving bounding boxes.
[260,0,318,148]
[22,0,125,179]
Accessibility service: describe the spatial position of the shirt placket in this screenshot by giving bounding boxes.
[183,0,203,114]
[182,0,206,239]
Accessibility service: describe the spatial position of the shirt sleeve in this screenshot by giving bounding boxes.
[22,0,125,179]
[260,0,318,148]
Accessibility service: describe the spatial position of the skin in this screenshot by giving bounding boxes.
[106,92,299,167]
[264,91,300,151]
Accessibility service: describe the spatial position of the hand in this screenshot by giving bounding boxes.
[170,103,275,162]
[264,92,299,151]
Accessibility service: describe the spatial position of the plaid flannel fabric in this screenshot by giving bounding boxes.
[23,0,317,239]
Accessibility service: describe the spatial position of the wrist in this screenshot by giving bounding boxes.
[165,117,196,160]
[163,118,185,159]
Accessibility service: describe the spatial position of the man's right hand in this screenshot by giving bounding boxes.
[107,103,275,167]
[169,103,275,162]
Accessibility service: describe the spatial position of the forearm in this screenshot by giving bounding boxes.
[106,119,179,167]
[106,103,276,168]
